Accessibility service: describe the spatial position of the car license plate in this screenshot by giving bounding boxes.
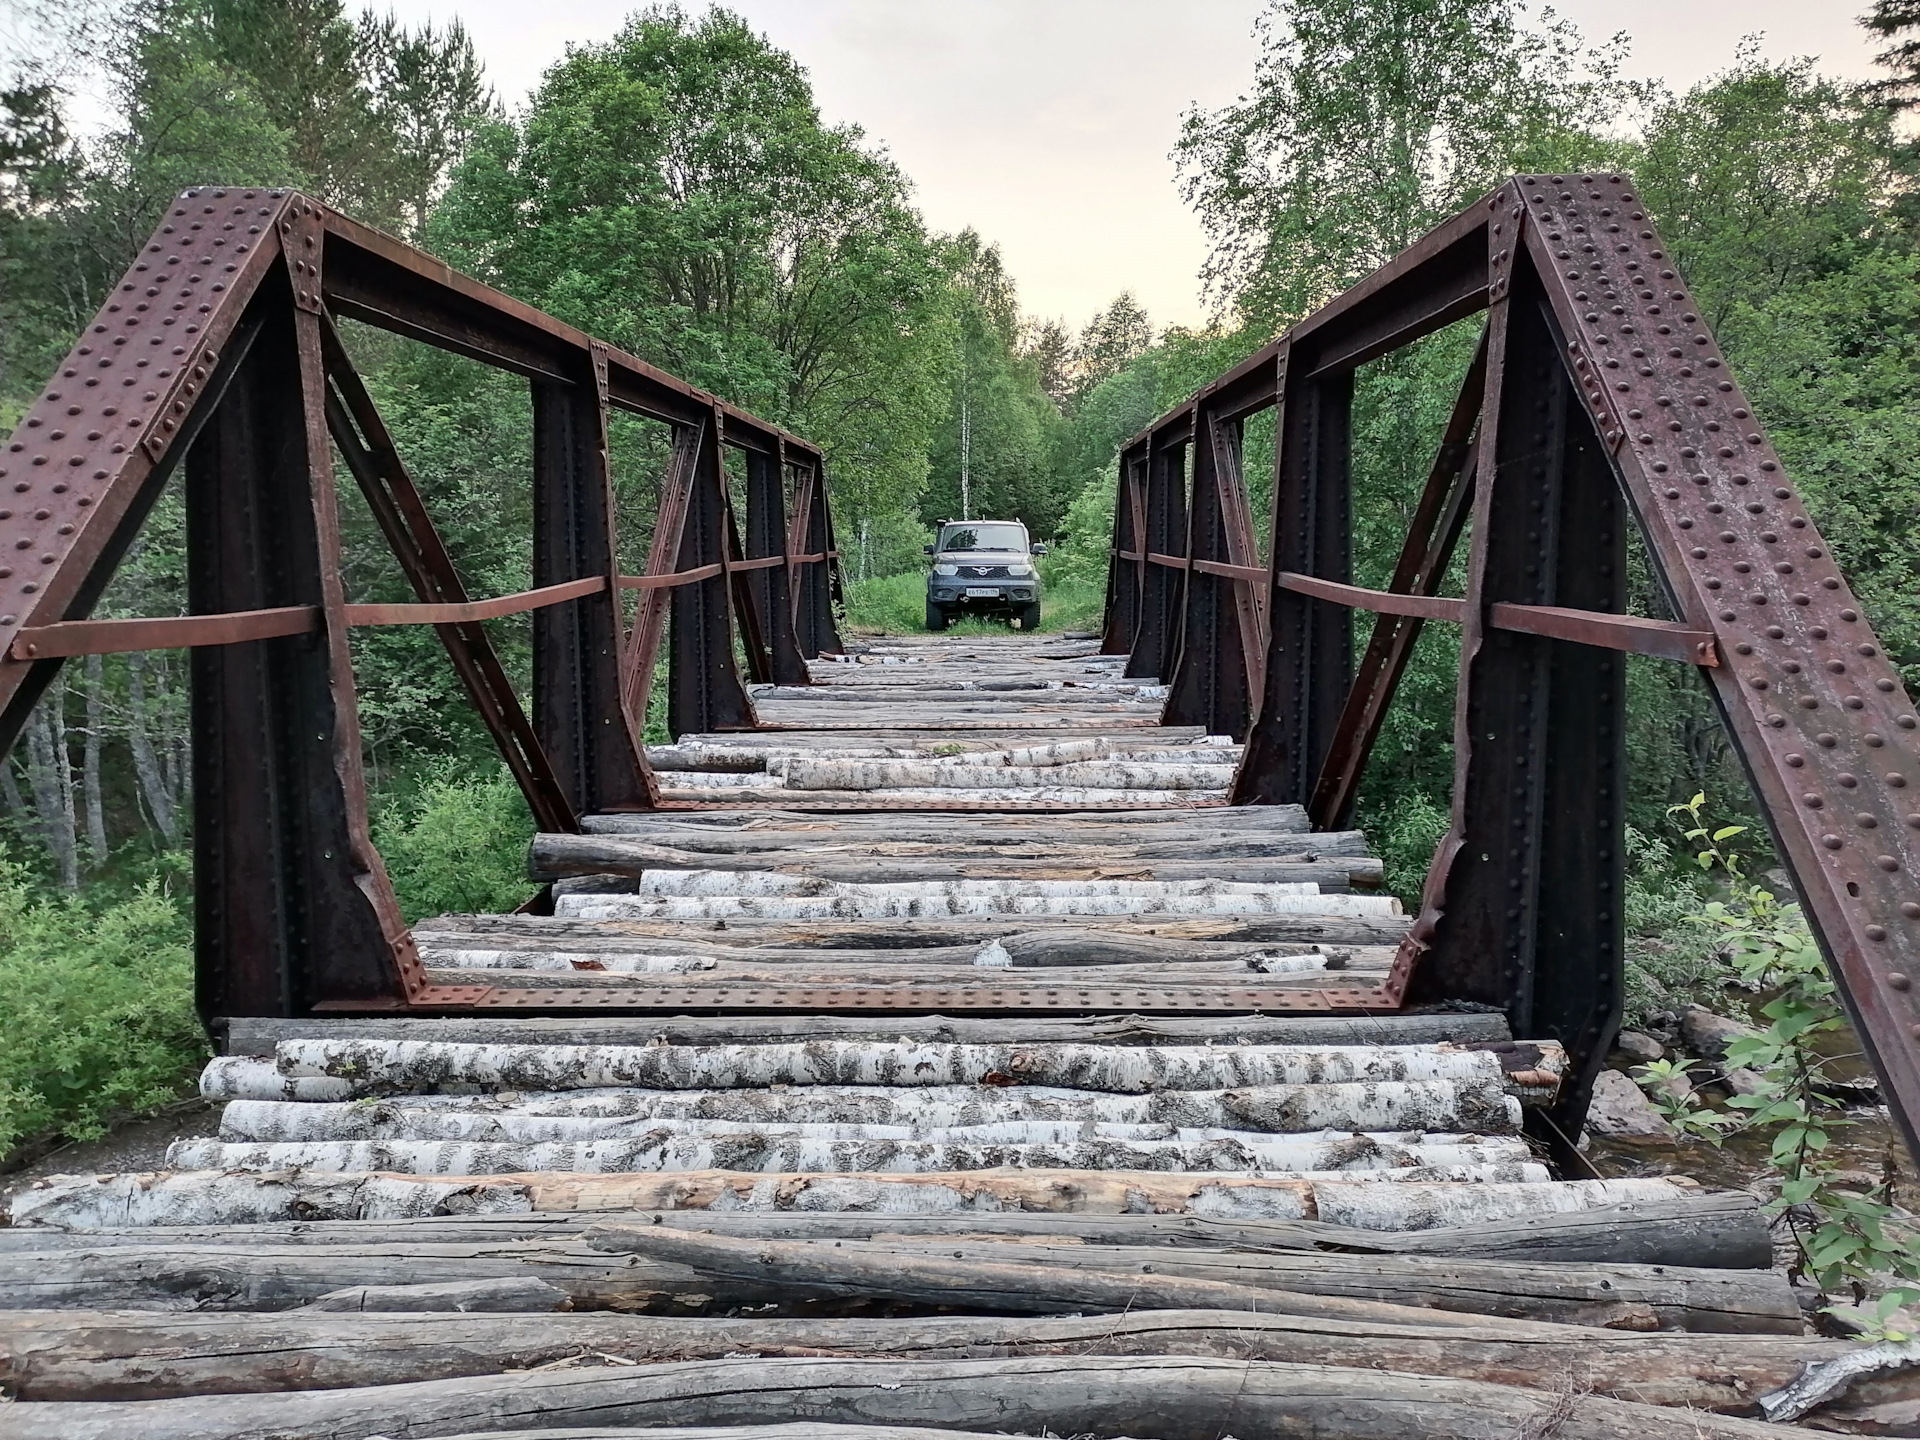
[964,587,999,598]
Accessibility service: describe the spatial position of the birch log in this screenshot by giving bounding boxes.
[166,1136,1548,1181]
[270,1037,1525,1093]
[2,1305,1866,1407]
[212,1078,1523,1141]
[6,1168,1689,1231]
[553,888,1397,922]
[0,1353,1815,1440]
[779,760,1239,790]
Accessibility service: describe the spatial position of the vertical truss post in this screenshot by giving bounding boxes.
[1411,209,1626,1137]
[746,442,809,684]
[190,266,418,1019]
[789,459,843,658]
[1164,400,1263,737]
[1125,431,1187,681]
[1101,446,1148,656]
[669,405,756,736]
[1237,352,1353,803]
[1302,333,1486,828]
[532,343,650,813]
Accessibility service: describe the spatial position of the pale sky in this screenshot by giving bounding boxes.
[116,0,1911,330]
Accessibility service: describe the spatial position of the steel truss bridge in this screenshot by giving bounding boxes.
[3,173,1918,1163]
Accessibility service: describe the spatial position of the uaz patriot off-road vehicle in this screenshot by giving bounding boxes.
[923,519,1046,631]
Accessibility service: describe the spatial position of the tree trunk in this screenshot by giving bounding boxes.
[23,676,78,887]
[81,653,106,861]
[126,652,180,847]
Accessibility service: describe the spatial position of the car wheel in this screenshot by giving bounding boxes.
[1015,601,1042,631]
[924,602,949,632]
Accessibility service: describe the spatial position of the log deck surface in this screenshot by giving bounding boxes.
[0,634,1841,1436]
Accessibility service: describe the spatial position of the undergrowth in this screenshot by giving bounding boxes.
[372,763,537,921]
[841,569,1105,635]
[1638,793,1920,1330]
[0,846,205,1156]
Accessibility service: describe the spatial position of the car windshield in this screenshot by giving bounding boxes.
[941,524,1025,553]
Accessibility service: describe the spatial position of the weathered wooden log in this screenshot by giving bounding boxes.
[6,1167,1690,1231]
[270,1036,1525,1094]
[218,1008,1504,1056]
[583,1226,1798,1333]
[585,798,1306,829]
[0,1240,709,1312]
[0,1353,1817,1440]
[2,1304,1864,1407]
[779,760,1240,790]
[212,1078,1522,1142]
[549,828,1374,860]
[411,924,1390,970]
[526,834,1382,888]
[296,1276,568,1312]
[415,939,1381,975]
[654,785,1225,808]
[0,1194,1760,1266]
[553,887,1395,921]
[410,907,1418,952]
[167,1134,1543,1180]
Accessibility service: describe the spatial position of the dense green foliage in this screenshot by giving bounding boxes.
[373,764,538,921]
[0,848,202,1153]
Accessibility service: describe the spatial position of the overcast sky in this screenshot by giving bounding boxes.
[365,2,1889,329]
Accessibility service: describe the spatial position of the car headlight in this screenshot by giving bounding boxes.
[1007,564,1034,578]
[933,564,958,576]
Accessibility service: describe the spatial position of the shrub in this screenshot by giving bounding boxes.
[0,847,204,1155]
[373,763,536,920]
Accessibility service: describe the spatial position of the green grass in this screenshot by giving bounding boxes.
[842,570,1105,636]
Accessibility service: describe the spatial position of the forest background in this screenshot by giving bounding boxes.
[2,0,1920,1154]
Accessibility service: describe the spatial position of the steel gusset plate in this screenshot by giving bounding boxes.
[1521,172,1920,1154]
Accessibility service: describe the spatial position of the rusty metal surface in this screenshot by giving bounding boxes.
[1103,172,1920,1153]
[332,980,1406,1015]
[11,607,318,658]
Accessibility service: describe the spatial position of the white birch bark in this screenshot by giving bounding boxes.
[554,890,1396,921]
[270,1037,1524,1094]
[166,1136,1548,1180]
[7,1168,1689,1231]
[208,1078,1520,1134]
[781,761,1239,791]
[81,652,106,861]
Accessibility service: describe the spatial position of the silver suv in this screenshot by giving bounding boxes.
[924,520,1046,631]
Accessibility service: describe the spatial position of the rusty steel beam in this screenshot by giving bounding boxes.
[1237,350,1353,806]
[1163,395,1265,737]
[744,444,809,684]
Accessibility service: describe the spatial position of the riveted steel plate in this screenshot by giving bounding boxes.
[1520,170,1920,1149]
[0,188,291,680]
